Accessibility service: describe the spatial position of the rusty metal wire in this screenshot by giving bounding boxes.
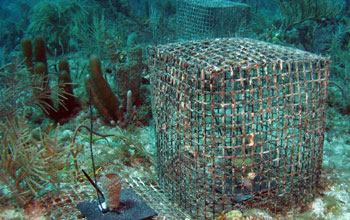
[148,37,331,219]
[37,177,190,220]
[125,177,192,219]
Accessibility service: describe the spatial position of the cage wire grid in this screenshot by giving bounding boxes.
[176,0,250,40]
[148,37,330,219]
[31,177,190,220]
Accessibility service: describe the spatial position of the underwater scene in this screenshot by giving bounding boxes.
[0,0,349,219]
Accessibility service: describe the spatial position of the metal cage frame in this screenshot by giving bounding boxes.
[148,37,330,219]
[176,0,250,40]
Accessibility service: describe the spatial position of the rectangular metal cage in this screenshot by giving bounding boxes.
[176,0,250,40]
[148,38,331,219]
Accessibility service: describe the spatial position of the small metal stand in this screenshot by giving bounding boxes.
[77,188,157,220]
[78,168,157,220]
[78,95,157,219]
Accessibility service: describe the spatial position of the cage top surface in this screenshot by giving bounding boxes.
[150,38,329,71]
[180,0,246,8]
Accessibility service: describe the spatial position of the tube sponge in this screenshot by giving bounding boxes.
[101,173,122,211]
[86,55,122,124]
[57,58,81,119]
[21,37,80,123]
[21,38,33,74]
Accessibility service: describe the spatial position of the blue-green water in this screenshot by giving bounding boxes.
[0,0,349,219]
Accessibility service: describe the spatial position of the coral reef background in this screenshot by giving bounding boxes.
[0,0,349,219]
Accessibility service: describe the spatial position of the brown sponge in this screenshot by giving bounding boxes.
[86,55,122,124]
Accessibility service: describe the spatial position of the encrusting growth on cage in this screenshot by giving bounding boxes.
[148,37,331,219]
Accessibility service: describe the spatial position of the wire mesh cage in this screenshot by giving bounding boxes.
[176,0,251,40]
[148,37,331,219]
